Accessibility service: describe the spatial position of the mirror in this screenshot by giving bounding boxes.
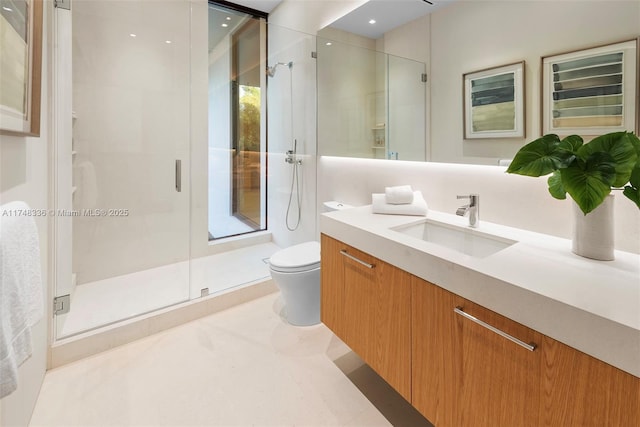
[316,0,433,162]
[317,0,639,165]
[317,33,426,161]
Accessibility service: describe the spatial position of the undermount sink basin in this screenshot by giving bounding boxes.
[391,220,516,258]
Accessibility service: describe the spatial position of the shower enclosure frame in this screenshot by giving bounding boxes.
[47,2,320,366]
[49,0,278,346]
[50,0,194,341]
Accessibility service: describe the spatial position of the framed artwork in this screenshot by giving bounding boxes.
[541,38,638,136]
[463,61,525,139]
[0,0,43,136]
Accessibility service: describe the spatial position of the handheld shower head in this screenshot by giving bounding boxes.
[266,61,293,77]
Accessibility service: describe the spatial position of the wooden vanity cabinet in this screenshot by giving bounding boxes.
[411,276,451,425]
[446,294,542,426]
[412,276,542,426]
[322,235,639,426]
[320,234,345,337]
[320,234,411,401]
[412,275,639,427]
[540,336,640,426]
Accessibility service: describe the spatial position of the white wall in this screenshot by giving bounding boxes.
[381,14,429,64]
[317,1,640,255]
[268,0,367,35]
[382,15,430,161]
[189,0,209,261]
[317,24,428,162]
[317,28,379,158]
[387,55,426,161]
[208,35,233,236]
[0,2,51,424]
[430,0,640,164]
[318,157,640,254]
[264,1,368,247]
[266,23,318,247]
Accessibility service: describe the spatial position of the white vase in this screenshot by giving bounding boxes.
[571,194,615,261]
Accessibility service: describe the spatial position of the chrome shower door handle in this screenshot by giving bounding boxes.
[175,159,182,192]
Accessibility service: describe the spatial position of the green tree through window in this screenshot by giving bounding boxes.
[239,85,260,152]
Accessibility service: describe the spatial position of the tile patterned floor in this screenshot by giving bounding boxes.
[32,293,432,426]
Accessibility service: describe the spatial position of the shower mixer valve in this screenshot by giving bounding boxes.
[285,150,302,165]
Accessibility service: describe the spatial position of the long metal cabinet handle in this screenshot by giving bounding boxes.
[340,250,375,269]
[175,159,182,192]
[454,307,536,352]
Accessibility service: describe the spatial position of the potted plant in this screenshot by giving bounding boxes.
[506,131,640,260]
[507,131,640,213]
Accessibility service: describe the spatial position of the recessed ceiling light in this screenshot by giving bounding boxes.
[369,19,376,24]
[129,33,137,37]
[222,23,228,27]
[325,42,332,46]
[226,16,231,20]
[165,40,172,44]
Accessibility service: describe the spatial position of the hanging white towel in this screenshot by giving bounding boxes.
[372,191,428,216]
[385,185,414,205]
[0,201,43,398]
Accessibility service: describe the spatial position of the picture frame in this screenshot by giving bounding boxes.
[0,0,43,137]
[463,61,525,139]
[541,38,638,136]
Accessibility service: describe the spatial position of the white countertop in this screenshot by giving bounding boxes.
[321,206,640,378]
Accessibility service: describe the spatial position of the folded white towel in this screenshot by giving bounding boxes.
[0,201,43,398]
[385,185,414,205]
[372,191,428,216]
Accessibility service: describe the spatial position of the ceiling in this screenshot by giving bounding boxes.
[215,1,455,39]
[208,1,281,50]
[329,0,455,39]
[230,0,282,14]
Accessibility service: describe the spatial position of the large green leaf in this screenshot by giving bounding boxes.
[547,171,566,200]
[628,132,640,159]
[506,134,572,177]
[558,134,583,152]
[630,164,640,188]
[623,165,640,209]
[578,131,638,187]
[561,152,616,214]
[623,186,640,209]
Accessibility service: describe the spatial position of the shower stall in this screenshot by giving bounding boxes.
[51,1,317,343]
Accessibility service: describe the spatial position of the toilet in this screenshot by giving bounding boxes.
[269,201,352,326]
[269,241,321,326]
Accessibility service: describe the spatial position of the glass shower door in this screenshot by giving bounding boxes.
[54,0,191,339]
[388,54,427,161]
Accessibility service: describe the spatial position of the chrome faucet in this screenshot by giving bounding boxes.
[456,194,479,228]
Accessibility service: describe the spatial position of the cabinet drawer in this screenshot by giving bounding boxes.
[320,235,411,401]
[449,298,543,427]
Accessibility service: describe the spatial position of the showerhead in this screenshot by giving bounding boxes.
[266,61,293,77]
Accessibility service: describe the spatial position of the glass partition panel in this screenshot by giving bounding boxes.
[317,37,386,159]
[388,54,426,161]
[317,37,426,161]
[55,0,191,339]
[207,3,267,240]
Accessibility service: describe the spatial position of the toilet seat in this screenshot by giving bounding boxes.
[269,241,320,273]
